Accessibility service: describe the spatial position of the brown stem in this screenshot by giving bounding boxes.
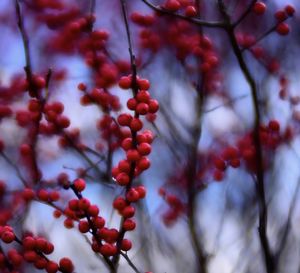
[186,69,208,273]
[112,1,142,271]
[217,1,274,272]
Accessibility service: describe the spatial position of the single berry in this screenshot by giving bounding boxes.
[121,239,132,251]
[276,22,290,35]
[185,6,197,17]
[73,178,86,192]
[253,2,266,15]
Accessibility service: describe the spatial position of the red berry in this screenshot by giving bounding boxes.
[105,229,119,244]
[136,103,149,115]
[37,189,49,202]
[213,170,224,182]
[119,76,132,89]
[276,22,290,35]
[68,199,79,211]
[137,130,154,144]
[1,231,15,243]
[23,236,36,250]
[28,99,41,112]
[252,2,266,15]
[33,75,46,89]
[24,251,38,262]
[121,138,133,150]
[126,149,140,162]
[78,198,91,211]
[123,219,136,230]
[148,99,159,113]
[20,144,32,156]
[130,118,143,131]
[87,205,99,217]
[46,261,59,273]
[56,115,70,128]
[117,113,132,126]
[34,257,48,269]
[121,239,132,251]
[73,178,86,192]
[36,237,47,251]
[285,4,295,16]
[136,91,150,103]
[92,216,105,229]
[268,120,280,131]
[64,218,74,229]
[126,188,140,202]
[22,188,35,201]
[78,220,90,233]
[137,157,151,170]
[137,78,150,90]
[116,173,130,186]
[121,206,135,218]
[113,197,127,210]
[185,6,197,17]
[135,186,147,198]
[127,98,138,110]
[44,242,54,254]
[59,258,74,273]
[137,143,152,156]
[229,158,240,168]
[52,101,64,114]
[165,0,181,12]
[49,191,60,202]
[99,244,117,256]
[77,83,87,91]
[214,158,226,171]
[275,10,287,21]
[118,160,131,173]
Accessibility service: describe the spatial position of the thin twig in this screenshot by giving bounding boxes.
[203,94,248,113]
[120,252,142,273]
[233,0,257,28]
[0,151,29,187]
[140,0,225,28]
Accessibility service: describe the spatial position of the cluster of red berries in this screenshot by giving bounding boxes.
[213,146,241,182]
[274,4,295,36]
[0,226,74,273]
[130,12,155,27]
[78,85,121,112]
[0,247,23,273]
[158,189,185,226]
[163,0,197,17]
[112,77,158,183]
[213,120,283,181]
[98,74,157,253]
[54,178,135,257]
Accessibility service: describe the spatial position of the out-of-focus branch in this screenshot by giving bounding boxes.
[0,151,28,187]
[233,0,257,27]
[274,178,300,270]
[217,1,274,273]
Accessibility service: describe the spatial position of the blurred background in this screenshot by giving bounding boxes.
[0,0,300,272]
